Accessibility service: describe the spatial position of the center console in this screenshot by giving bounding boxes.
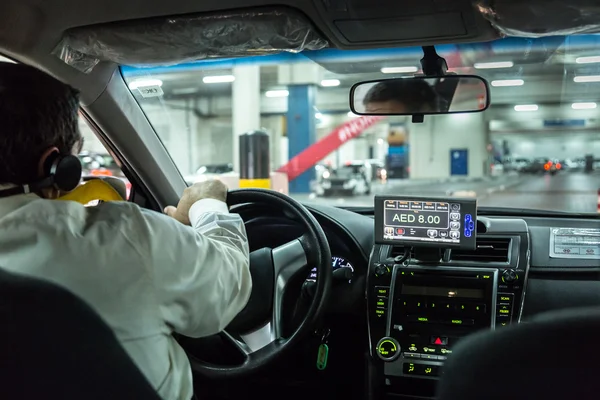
[367,196,530,398]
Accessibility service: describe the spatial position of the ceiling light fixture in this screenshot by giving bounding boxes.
[574,75,600,83]
[128,79,163,90]
[576,56,600,64]
[202,75,235,83]
[321,79,341,87]
[514,104,538,112]
[491,79,524,87]
[380,66,418,74]
[572,102,597,109]
[265,90,289,98]
[474,61,514,69]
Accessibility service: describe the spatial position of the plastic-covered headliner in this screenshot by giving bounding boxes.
[475,0,600,37]
[53,9,328,73]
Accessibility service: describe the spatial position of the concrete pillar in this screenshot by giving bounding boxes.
[287,85,316,193]
[409,113,488,179]
[279,64,322,193]
[232,65,260,172]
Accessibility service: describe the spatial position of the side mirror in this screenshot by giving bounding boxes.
[350,75,490,116]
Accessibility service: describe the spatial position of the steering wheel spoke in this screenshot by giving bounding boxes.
[271,235,310,338]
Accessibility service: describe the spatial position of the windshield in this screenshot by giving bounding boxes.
[123,35,600,214]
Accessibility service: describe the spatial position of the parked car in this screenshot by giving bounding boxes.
[503,157,531,173]
[544,159,562,175]
[317,161,372,197]
[195,163,233,175]
[522,157,550,174]
[365,159,387,181]
[78,151,124,177]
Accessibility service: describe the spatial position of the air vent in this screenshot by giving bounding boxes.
[390,246,416,259]
[450,237,511,263]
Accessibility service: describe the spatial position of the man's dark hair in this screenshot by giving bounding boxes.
[0,62,81,185]
[363,79,439,111]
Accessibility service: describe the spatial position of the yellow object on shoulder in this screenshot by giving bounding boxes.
[57,179,124,205]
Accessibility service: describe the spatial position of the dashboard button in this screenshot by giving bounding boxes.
[447,318,474,326]
[407,299,426,312]
[375,297,388,308]
[440,302,456,311]
[473,303,486,314]
[407,315,434,323]
[375,286,390,296]
[430,336,449,346]
[374,308,387,318]
[404,352,421,359]
[403,362,418,375]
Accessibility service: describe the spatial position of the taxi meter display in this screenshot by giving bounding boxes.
[374,196,477,249]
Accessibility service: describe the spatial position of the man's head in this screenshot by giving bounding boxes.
[0,63,82,187]
[362,79,439,114]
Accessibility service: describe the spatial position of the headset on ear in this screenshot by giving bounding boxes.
[40,152,83,193]
[0,152,82,198]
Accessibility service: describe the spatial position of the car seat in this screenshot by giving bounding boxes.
[0,268,160,399]
[436,306,600,400]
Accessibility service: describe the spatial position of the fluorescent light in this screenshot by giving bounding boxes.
[128,79,163,90]
[574,75,600,83]
[572,102,597,109]
[514,104,538,112]
[347,111,360,117]
[315,112,323,119]
[491,79,524,87]
[321,79,340,87]
[265,90,289,98]
[576,56,600,64]
[381,66,418,74]
[377,138,384,145]
[172,87,199,95]
[474,61,514,69]
[202,75,235,83]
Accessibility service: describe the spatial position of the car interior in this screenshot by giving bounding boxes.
[1,0,600,399]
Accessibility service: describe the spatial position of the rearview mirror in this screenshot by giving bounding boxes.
[350,75,490,116]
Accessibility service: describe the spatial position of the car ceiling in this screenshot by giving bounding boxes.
[0,0,500,104]
[0,0,597,107]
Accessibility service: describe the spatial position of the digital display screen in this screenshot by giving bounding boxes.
[401,284,484,299]
[374,196,477,249]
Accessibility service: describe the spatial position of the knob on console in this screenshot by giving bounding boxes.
[374,263,390,278]
[376,337,401,361]
[502,268,519,284]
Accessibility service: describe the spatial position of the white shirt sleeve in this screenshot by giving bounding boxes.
[130,199,252,338]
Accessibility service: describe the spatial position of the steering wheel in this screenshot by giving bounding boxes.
[186,189,332,378]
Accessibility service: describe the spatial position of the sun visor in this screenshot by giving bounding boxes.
[52,9,328,73]
[474,0,600,37]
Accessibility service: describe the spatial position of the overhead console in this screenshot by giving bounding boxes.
[366,196,530,397]
[312,0,498,49]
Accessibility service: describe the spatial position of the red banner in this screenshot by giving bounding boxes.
[278,116,385,181]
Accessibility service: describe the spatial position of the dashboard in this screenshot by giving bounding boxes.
[234,200,600,400]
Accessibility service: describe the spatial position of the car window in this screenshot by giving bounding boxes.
[78,117,131,199]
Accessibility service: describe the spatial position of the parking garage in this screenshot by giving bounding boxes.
[79,35,600,214]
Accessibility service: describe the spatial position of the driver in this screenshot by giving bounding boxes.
[0,62,252,400]
[362,79,440,114]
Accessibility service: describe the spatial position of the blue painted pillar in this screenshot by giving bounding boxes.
[287,84,316,193]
